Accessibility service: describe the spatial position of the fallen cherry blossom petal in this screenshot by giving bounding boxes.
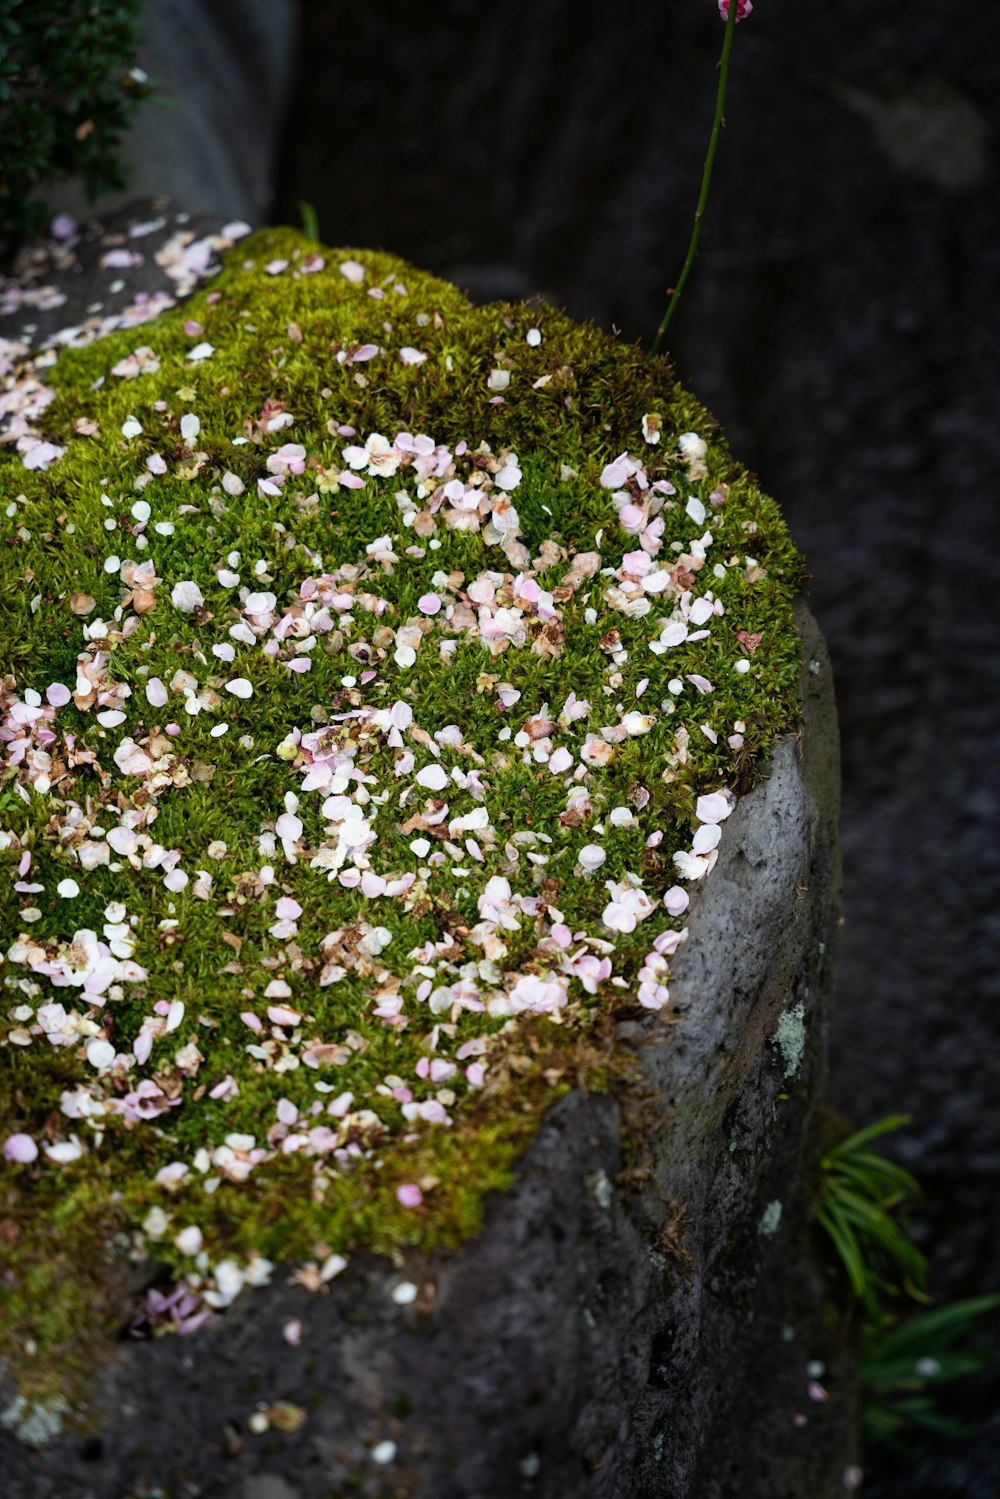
[171,580,204,612]
[664,886,690,916]
[696,792,733,824]
[3,1133,38,1164]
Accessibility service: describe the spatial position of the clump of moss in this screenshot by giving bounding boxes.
[0,228,805,1408]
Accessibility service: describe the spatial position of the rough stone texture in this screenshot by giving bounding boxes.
[1,605,848,1498]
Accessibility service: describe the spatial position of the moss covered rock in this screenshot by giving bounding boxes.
[0,227,835,1491]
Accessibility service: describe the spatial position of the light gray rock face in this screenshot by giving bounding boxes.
[0,606,853,1498]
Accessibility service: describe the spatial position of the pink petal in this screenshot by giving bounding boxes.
[695,792,733,824]
[3,1133,38,1164]
[267,1004,302,1027]
[663,886,690,916]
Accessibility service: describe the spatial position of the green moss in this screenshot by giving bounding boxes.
[0,228,805,1408]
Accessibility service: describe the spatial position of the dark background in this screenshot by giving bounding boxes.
[271,2,1000,1491]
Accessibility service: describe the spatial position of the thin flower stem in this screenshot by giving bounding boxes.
[651,3,740,356]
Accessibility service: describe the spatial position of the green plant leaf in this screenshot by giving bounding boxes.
[878,1293,1000,1354]
[824,1114,912,1162]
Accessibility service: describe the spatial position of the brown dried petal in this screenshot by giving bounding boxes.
[131,588,157,614]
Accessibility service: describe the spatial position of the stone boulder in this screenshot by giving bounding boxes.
[0,221,852,1496]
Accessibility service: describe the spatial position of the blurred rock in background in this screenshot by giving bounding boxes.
[44,0,298,224]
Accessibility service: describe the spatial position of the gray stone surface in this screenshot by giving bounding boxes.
[0,607,850,1498]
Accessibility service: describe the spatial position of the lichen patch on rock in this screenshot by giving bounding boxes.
[0,228,805,1403]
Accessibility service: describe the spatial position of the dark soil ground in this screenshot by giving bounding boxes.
[273,1,1000,1492]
